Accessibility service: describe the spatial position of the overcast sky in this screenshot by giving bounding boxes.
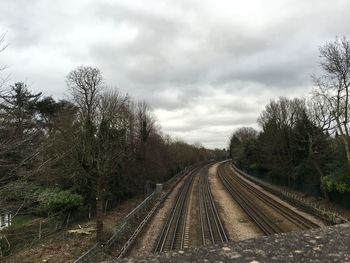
[1,0,350,149]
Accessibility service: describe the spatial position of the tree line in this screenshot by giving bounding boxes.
[229,37,350,206]
[0,65,226,241]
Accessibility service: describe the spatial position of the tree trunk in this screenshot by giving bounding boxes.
[341,136,350,171]
[324,191,330,202]
[287,174,291,188]
[309,143,324,179]
[96,178,104,242]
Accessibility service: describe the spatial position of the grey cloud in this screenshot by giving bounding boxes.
[1,0,350,148]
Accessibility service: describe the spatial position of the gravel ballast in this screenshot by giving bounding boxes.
[208,162,262,240]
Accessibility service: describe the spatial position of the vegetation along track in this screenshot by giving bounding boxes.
[218,161,320,235]
[154,163,228,252]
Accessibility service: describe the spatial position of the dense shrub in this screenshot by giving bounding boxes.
[36,189,83,215]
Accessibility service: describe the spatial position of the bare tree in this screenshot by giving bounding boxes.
[257,97,308,187]
[66,65,102,128]
[136,101,155,160]
[312,37,350,170]
[307,94,335,133]
[66,66,130,241]
[67,65,103,240]
[136,101,155,143]
[258,97,306,129]
[229,127,258,163]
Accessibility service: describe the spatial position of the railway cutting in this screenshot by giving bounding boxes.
[129,161,325,257]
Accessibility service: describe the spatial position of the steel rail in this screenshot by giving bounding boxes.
[199,168,228,245]
[227,165,319,230]
[154,168,196,252]
[205,174,229,243]
[218,162,320,236]
[218,164,283,235]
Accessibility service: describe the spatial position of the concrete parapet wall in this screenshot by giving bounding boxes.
[116,224,350,262]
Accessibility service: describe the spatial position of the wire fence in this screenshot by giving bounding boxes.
[232,165,350,225]
[73,165,192,263]
[73,191,160,263]
[0,163,193,260]
[0,210,71,257]
[162,165,193,190]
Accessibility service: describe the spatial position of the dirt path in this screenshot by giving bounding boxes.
[208,162,262,240]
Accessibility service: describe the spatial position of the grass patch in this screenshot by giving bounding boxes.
[11,214,38,227]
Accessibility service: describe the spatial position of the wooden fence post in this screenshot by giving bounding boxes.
[38,221,42,239]
[66,212,71,228]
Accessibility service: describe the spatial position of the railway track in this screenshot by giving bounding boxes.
[198,167,229,245]
[218,161,320,235]
[230,166,319,230]
[154,168,196,252]
[154,163,228,252]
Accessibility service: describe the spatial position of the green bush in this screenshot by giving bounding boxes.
[336,182,350,194]
[36,189,83,215]
[320,175,335,193]
[321,173,350,194]
[249,163,259,173]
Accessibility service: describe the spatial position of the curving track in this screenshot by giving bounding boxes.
[218,161,320,235]
[154,168,196,252]
[154,164,228,252]
[198,166,229,245]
